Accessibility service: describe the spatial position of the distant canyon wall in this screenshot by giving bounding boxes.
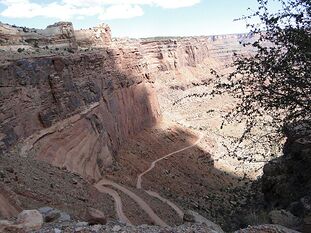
[0,21,249,179]
[116,33,251,75]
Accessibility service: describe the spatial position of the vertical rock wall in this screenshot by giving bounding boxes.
[0,48,160,180]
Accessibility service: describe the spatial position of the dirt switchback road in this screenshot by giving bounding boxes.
[136,132,204,219]
[95,132,204,226]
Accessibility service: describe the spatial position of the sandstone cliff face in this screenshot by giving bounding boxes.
[139,35,247,72]
[138,38,209,71]
[0,21,112,52]
[0,44,160,180]
[0,22,250,180]
[114,34,251,74]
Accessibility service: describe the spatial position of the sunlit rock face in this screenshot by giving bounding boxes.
[75,23,112,48]
[114,33,252,74]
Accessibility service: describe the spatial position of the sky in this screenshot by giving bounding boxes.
[0,0,278,38]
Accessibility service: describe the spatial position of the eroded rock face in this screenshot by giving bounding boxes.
[0,22,162,180]
[75,23,112,48]
[114,33,252,74]
[0,48,160,180]
[0,21,77,50]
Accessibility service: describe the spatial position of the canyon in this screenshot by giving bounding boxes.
[0,21,309,233]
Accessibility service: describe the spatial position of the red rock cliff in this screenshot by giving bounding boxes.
[0,22,250,180]
[0,42,160,180]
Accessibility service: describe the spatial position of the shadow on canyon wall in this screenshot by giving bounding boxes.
[138,123,311,231]
[0,45,160,181]
[108,124,262,230]
[0,45,159,219]
[0,45,261,231]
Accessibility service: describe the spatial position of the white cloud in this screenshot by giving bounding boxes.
[152,0,201,9]
[62,0,200,8]
[0,0,200,20]
[1,1,102,20]
[99,5,144,20]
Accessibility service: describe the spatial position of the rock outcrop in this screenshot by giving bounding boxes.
[183,210,225,233]
[268,210,301,230]
[0,22,77,50]
[75,23,112,48]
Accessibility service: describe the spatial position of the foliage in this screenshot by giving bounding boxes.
[213,0,311,136]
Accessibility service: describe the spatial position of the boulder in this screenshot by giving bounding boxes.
[16,210,43,232]
[76,221,89,227]
[112,225,122,231]
[85,207,107,225]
